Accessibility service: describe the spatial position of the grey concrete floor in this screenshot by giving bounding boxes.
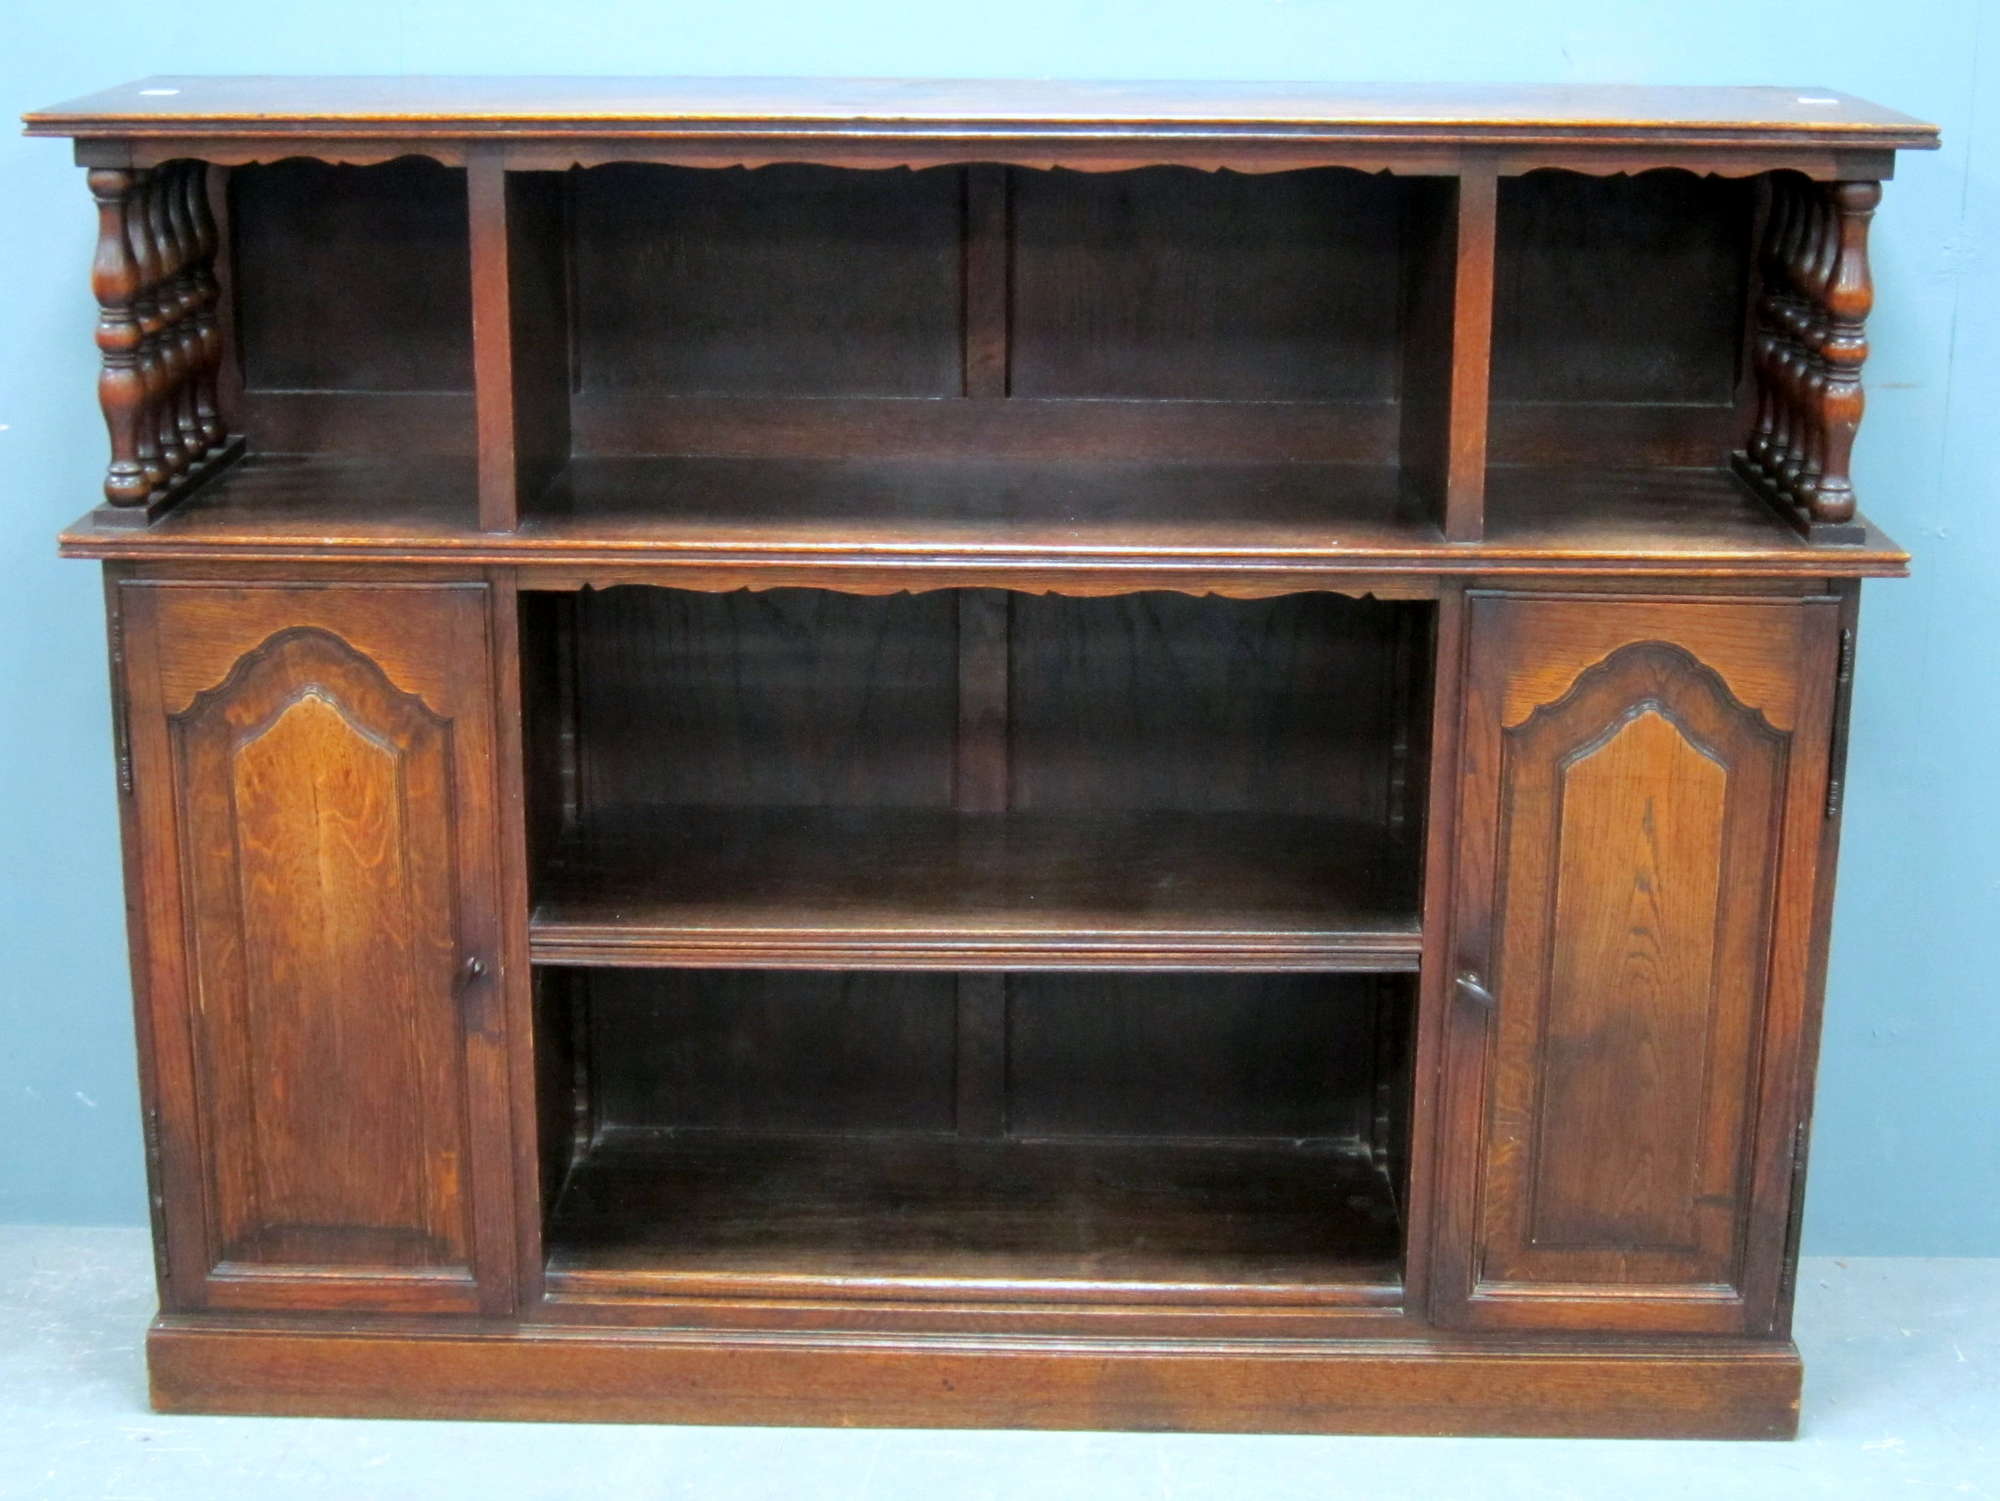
[0,1228,1991,1500]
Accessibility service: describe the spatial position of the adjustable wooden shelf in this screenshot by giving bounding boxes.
[24,76,1935,1438]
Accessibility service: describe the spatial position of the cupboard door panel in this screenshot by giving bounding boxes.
[1434,593,1839,1335]
[118,580,510,1316]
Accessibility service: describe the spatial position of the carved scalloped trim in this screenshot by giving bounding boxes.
[115,141,1874,178]
[171,624,449,735]
[1507,639,1788,747]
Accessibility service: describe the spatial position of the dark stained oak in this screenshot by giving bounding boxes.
[230,159,472,393]
[60,455,1909,580]
[145,1321,1806,1437]
[545,1130,1402,1303]
[26,77,1937,157]
[532,806,1422,970]
[1433,593,1840,1336]
[32,74,1931,1438]
[114,579,515,1316]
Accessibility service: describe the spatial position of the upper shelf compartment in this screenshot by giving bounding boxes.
[489,162,1469,539]
[231,158,474,461]
[1492,170,1752,471]
[32,78,1936,568]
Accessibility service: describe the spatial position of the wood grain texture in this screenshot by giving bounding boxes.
[230,160,472,394]
[1009,166,1404,400]
[1433,593,1839,1335]
[117,580,512,1315]
[27,77,1937,160]
[573,164,961,398]
[545,1130,1401,1303]
[40,73,1921,1438]
[1007,590,1413,817]
[1003,972,1396,1141]
[173,630,468,1271]
[468,157,571,530]
[1444,166,1496,540]
[60,456,1911,580]
[566,585,959,811]
[530,806,1421,971]
[960,166,1010,398]
[145,1319,1805,1437]
[579,969,959,1136]
[1494,172,1753,405]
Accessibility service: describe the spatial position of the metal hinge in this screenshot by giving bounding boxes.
[1777,1117,1812,1310]
[140,1104,170,1287]
[107,608,134,797]
[1825,628,1856,819]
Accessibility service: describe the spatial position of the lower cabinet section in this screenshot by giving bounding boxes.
[108,575,1850,1434]
[1432,591,1842,1335]
[116,578,515,1315]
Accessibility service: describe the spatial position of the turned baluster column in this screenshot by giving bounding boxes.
[1789,184,1842,505]
[87,168,154,505]
[1758,175,1811,489]
[142,164,191,482]
[1746,178,1794,477]
[1812,181,1880,525]
[183,162,225,449]
[1772,178,1820,493]
[160,163,210,467]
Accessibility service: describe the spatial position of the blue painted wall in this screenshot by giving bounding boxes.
[3,1,1993,1252]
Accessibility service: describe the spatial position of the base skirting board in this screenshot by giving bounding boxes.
[148,1320,1803,1439]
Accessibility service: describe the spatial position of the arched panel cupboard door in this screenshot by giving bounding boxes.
[1432,590,1844,1336]
[112,576,515,1317]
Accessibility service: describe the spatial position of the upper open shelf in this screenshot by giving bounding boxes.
[33,78,1935,568]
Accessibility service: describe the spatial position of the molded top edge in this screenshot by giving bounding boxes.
[22,76,1941,151]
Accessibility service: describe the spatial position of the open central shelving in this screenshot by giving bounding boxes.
[532,966,1414,1307]
[544,1130,1404,1303]
[530,806,1421,970]
[519,578,1428,1309]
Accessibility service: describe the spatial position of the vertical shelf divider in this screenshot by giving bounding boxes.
[1399,163,1497,542]
[470,149,571,533]
[1441,163,1498,542]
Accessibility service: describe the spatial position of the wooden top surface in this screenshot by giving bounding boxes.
[57,456,1911,581]
[22,76,1938,150]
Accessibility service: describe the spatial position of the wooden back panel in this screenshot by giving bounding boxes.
[543,586,1428,824]
[567,969,1410,1149]
[573,164,964,398]
[1008,166,1409,401]
[232,160,472,393]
